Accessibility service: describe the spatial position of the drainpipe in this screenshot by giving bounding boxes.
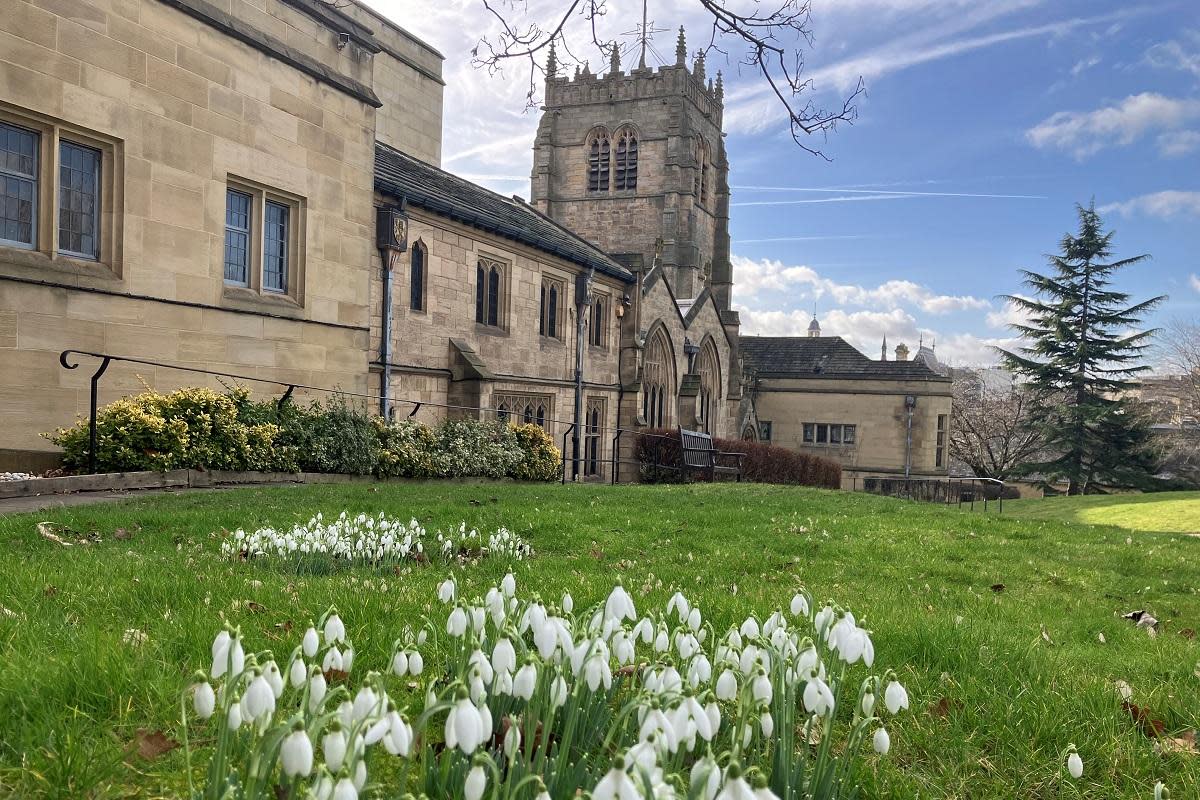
[572,268,595,480]
[903,394,917,478]
[378,247,393,418]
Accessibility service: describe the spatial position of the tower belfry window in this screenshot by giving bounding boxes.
[587,132,610,192]
[614,130,638,191]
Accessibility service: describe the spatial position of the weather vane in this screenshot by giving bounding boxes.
[621,0,670,68]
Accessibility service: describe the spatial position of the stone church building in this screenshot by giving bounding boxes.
[0,0,950,485]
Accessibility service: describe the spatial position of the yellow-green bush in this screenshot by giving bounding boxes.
[375,419,439,478]
[510,423,562,481]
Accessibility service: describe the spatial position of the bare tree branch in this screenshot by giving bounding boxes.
[470,0,861,158]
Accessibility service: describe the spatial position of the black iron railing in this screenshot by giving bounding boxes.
[859,475,1007,513]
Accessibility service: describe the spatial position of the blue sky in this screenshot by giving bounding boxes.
[364,0,1199,366]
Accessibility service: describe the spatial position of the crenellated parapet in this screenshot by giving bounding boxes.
[543,29,723,125]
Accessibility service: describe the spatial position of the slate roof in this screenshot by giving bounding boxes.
[374,143,633,283]
[740,336,949,380]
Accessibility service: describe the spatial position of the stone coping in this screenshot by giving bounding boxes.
[0,470,388,500]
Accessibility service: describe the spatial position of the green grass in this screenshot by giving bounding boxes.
[998,491,1200,535]
[0,482,1197,799]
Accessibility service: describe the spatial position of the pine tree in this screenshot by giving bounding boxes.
[996,202,1166,494]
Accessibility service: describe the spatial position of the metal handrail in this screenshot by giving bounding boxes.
[56,349,674,478]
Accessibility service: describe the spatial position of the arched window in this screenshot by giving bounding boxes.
[584,398,605,477]
[742,424,758,441]
[496,402,509,422]
[476,258,503,327]
[540,277,564,339]
[590,296,606,347]
[614,129,638,190]
[587,130,611,192]
[409,241,425,311]
[642,327,675,429]
[694,138,707,205]
[696,339,721,434]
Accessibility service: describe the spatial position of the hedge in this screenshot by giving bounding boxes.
[634,428,842,489]
[46,387,561,482]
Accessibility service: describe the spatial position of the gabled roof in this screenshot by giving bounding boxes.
[740,336,949,380]
[374,143,633,283]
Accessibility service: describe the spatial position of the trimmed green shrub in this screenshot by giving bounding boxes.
[635,428,842,489]
[510,423,561,481]
[48,387,563,482]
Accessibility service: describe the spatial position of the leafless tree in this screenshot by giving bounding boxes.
[1150,318,1200,484]
[472,0,862,158]
[948,369,1046,480]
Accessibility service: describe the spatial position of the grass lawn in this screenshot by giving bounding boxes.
[0,482,1197,798]
[997,491,1200,535]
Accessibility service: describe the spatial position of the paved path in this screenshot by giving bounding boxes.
[0,487,227,515]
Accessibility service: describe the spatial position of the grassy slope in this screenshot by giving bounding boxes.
[1000,491,1200,535]
[0,482,1197,799]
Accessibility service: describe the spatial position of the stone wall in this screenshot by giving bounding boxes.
[0,0,415,456]
[751,375,954,487]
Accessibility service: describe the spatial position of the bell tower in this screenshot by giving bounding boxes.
[530,28,733,309]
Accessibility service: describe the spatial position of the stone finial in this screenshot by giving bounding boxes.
[676,26,687,66]
[715,71,724,102]
[693,49,706,81]
[574,64,581,79]
[546,39,557,79]
[609,41,620,75]
[581,61,591,77]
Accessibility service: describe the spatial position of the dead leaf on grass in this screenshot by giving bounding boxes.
[42,585,57,597]
[247,601,267,614]
[36,522,88,546]
[1157,730,1198,756]
[133,728,179,760]
[1179,628,1195,640]
[990,583,1005,593]
[324,669,350,684]
[114,527,133,540]
[1122,701,1166,738]
[928,697,963,718]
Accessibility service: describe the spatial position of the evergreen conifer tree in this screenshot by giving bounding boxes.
[996,202,1165,494]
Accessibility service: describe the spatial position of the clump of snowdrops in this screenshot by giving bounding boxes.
[184,573,908,799]
[220,512,531,567]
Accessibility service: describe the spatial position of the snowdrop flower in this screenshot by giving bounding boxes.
[716,669,738,701]
[751,774,781,800]
[714,763,756,800]
[309,669,328,711]
[392,650,408,677]
[513,661,538,700]
[382,710,412,756]
[751,671,773,705]
[192,678,215,719]
[1155,781,1169,800]
[332,776,357,800]
[604,583,637,624]
[814,605,835,635]
[408,650,424,676]
[465,763,488,800]
[263,660,285,698]
[501,571,516,597]
[503,719,521,759]
[351,686,380,722]
[226,698,243,730]
[873,727,890,755]
[242,671,276,721]
[282,724,314,777]
[1066,745,1083,779]
[550,675,568,708]
[884,679,909,714]
[562,592,574,613]
[740,617,760,639]
[802,673,835,717]
[342,644,355,673]
[687,606,702,631]
[861,689,876,717]
[790,592,810,618]
[323,725,348,772]
[289,658,307,688]
[690,755,721,800]
[760,711,774,738]
[353,761,367,792]
[302,626,320,658]
[312,773,333,800]
[211,630,244,679]
[445,692,486,754]
[324,613,345,645]
[438,578,456,604]
[323,646,344,673]
[447,607,468,637]
[492,638,516,676]
[667,592,690,621]
[593,755,640,800]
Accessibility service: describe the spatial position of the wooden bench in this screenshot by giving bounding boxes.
[679,428,745,482]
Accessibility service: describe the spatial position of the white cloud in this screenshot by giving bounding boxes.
[1099,191,1200,220]
[1156,130,1200,158]
[1144,33,1200,78]
[1070,55,1101,76]
[730,255,989,314]
[985,295,1034,329]
[1191,274,1200,293]
[1026,93,1200,159]
[735,304,1015,366]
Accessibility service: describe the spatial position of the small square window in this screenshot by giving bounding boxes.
[224,188,251,286]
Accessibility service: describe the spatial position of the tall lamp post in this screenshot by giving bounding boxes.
[375,202,409,419]
[572,269,595,479]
